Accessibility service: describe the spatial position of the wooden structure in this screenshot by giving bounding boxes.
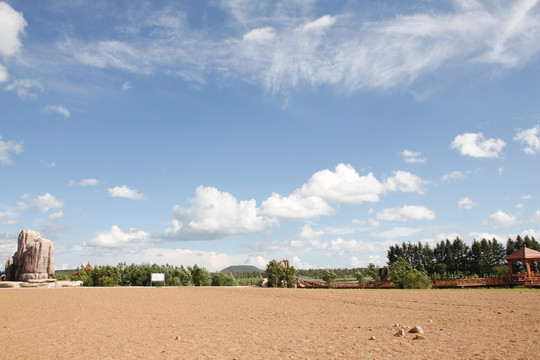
[504,247,540,287]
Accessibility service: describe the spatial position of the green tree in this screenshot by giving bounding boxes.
[389,257,431,289]
[355,271,365,288]
[189,265,210,286]
[265,260,284,287]
[322,270,337,288]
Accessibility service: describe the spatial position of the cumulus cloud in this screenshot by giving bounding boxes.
[259,193,334,221]
[485,210,516,229]
[260,164,427,221]
[69,178,100,186]
[41,105,71,118]
[450,132,506,158]
[401,150,426,163]
[83,225,155,255]
[108,185,146,200]
[384,170,428,194]
[441,171,467,183]
[514,125,540,154]
[298,164,387,204]
[458,197,477,210]
[17,193,64,213]
[376,205,435,222]
[0,2,27,82]
[0,134,23,165]
[164,185,277,240]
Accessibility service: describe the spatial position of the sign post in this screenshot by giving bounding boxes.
[151,273,165,287]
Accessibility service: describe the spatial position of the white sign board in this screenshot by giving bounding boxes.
[151,273,165,283]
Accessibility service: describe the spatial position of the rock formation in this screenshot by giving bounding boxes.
[5,229,54,282]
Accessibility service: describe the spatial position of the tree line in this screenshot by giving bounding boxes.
[387,235,540,279]
[55,263,237,287]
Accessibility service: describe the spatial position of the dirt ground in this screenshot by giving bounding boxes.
[1,287,539,360]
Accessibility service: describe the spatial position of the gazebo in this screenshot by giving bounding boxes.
[504,247,540,286]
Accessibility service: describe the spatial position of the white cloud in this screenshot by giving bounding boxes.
[290,224,325,248]
[514,125,540,154]
[243,27,276,42]
[48,210,64,220]
[302,15,336,32]
[164,185,277,240]
[485,210,516,229]
[468,232,505,241]
[59,2,540,95]
[260,164,427,221]
[0,210,14,219]
[441,170,467,183]
[108,185,146,200]
[531,210,540,224]
[376,227,421,238]
[402,150,426,163]
[259,193,334,221]
[83,225,154,254]
[376,205,435,222]
[41,105,71,118]
[17,193,64,213]
[0,2,26,83]
[0,64,7,83]
[523,194,534,200]
[291,256,313,270]
[5,79,44,99]
[458,197,477,210]
[384,170,428,194]
[69,178,100,186]
[0,2,26,57]
[122,81,132,91]
[521,229,540,239]
[450,132,506,158]
[0,134,23,165]
[298,164,387,204]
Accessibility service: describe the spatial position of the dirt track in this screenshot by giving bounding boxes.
[1,287,539,359]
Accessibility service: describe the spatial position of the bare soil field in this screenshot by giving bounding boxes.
[1,287,539,359]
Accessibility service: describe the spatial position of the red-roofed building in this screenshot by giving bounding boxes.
[504,247,540,286]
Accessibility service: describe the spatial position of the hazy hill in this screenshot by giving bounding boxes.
[220,265,264,273]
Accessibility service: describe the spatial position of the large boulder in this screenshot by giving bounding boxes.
[5,230,54,282]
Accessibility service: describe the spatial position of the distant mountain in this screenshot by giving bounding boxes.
[220,265,264,273]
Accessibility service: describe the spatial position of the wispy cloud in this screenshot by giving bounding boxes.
[401,150,426,164]
[41,105,71,118]
[442,170,467,183]
[56,1,540,95]
[5,79,43,99]
[69,178,100,187]
[0,134,23,165]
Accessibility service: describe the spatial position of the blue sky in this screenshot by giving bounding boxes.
[1,0,540,272]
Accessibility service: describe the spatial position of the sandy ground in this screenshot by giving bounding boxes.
[1,287,539,360]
